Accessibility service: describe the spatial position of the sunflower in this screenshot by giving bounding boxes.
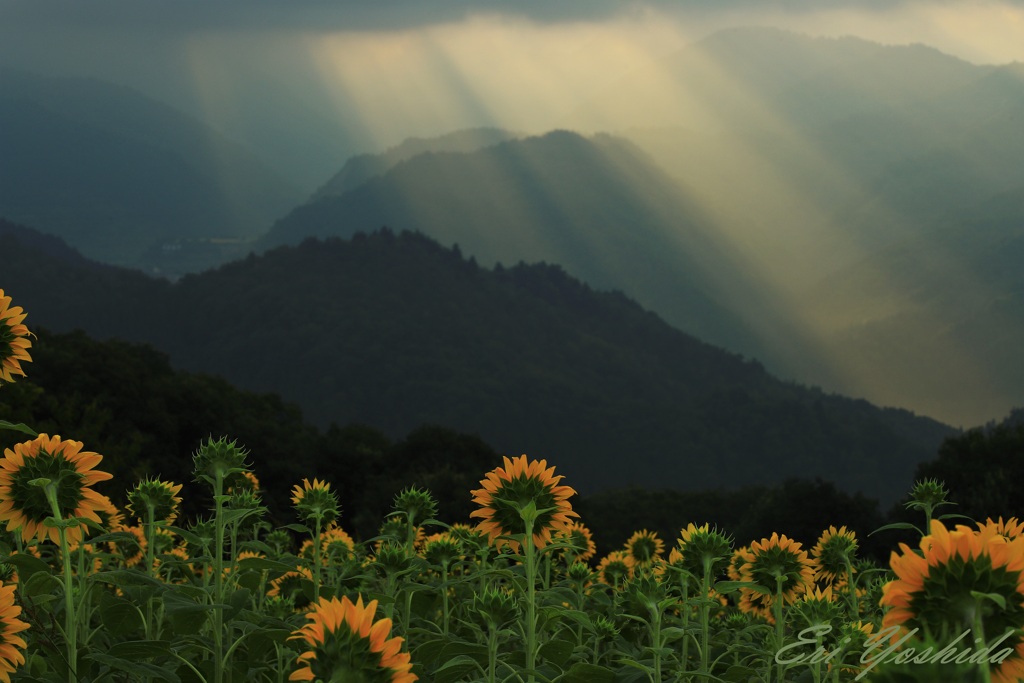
[300,525,357,565]
[289,594,417,682]
[126,477,184,525]
[880,519,1024,683]
[0,434,112,545]
[675,523,733,579]
[108,525,147,568]
[91,493,124,535]
[738,533,815,623]
[810,525,858,585]
[0,290,32,385]
[268,566,315,612]
[981,517,1024,541]
[552,521,597,563]
[422,533,461,568]
[596,550,634,588]
[623,529,664,569]
[291,478,340,527]
[0,582,29,683]
[469,455,578,552]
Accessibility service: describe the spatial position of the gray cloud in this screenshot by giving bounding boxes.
[0,0,957,35]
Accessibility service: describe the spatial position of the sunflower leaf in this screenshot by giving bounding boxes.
[0,420,37,436]
[553,663,617,683]
[869,522,922,536]
[0,552,52,582]
[970,590,1007,610]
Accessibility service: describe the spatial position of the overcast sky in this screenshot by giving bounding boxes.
[3,0,1022,186]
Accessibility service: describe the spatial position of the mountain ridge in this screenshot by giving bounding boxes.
[2,219,954,505]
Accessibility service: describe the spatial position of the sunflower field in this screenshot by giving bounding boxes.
[4,288,1024,683]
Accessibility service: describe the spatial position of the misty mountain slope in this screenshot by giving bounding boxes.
[804,184,1024,424]
[261,129,832,366]
[311,127,521,200]
[0,68,301,271]
[3,223,953,504]
[605,29,1024,425]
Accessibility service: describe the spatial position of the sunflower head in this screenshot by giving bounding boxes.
[90,493,124,537]
[291,478,340,527]
[597,550,633,589]
[552,521,597,564]
[227,470,260,494]
[108,524,147,568]
[300,525,357,566]
[423,534,460,567]
[0,434,112,545]
[473,586,519,630]
[624,529,664,569]
[372,541,412,576]
[789,585,844,633]
[264,528,293,557]
[676,523,733,578]
[738,533,815,622]
[593,615,620,642]
[288,594,418,682]
[227,487,266,537]
[0,289,33,385]
[469,455,578,553]
[192,436,250,487]
[0,581,30,680]
[567,561,593,586]
[321,526,357,564]
[268,566,314,612]
[391,486,438,528]
[904,478,953,526]
[811,525,858,585]
[981,517,1024,541]
[126,477,183,525]
[880,519,1024,683]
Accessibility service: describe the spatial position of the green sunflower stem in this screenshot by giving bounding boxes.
[699,557,713,677]
[145,502,157,639]
[43,481,77,683]
[679,574,691,672]
[486,624,499,683]
[650,602,664,682]
[973,599,992,683]
[312,516,323,604]
[774,575,786,683]
[441,560,451,637]
[524,517,539,683]
[843,556,859,620]
[213,470,226,683]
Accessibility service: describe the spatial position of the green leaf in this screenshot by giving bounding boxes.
[971,590,1008,610]
[538,638,575,667]
[553,663,617,683]
[1,552,52,583]
[869,522,922,536]
[87,653,180,683]
[0,420,37,436]
[99,593,145,636]
[713,580,762,595]
[938,513,976,524]
[23,571,61,598]
[106,640,174,659]
[431,655,481,683]
[91,568,166,588]
[439,641,488,665]
[235,556,303,574]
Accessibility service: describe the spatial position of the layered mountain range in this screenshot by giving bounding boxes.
[2,220,952,505]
